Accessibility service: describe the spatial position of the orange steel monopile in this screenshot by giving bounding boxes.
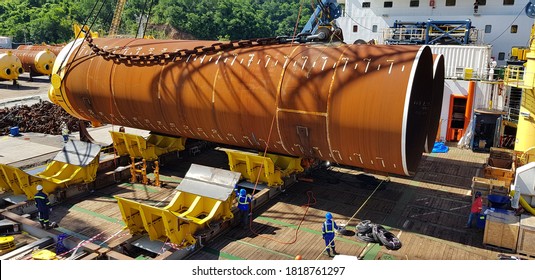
[424,54,445,153]
[50,38,440,176]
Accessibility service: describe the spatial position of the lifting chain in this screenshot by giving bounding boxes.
[84,34,293,65]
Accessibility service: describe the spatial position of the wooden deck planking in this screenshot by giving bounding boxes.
[38,143,511,260]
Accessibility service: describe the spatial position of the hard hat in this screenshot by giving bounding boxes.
[239,189,246,196]
[36,185,43,191]
[475,191,482,197]
[326,212,333,220]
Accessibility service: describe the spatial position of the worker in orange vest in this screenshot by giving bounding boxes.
[465,191,482,228]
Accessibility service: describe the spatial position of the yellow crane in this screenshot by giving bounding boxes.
[109,0,127,37]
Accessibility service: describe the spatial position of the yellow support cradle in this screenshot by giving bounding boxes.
[224,149,303,186]
[0,164,38,198]
[110,131,186,161]
[264,153,304,177]
[0,140,101,199]
[115,190,233,247]
[116,164,239,248]
[38,156,99,186]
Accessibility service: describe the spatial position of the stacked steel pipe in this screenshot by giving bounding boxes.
[17,45,65,56]
[1,49,56,80]
[50,38,443,176]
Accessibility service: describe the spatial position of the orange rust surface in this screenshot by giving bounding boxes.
[52,38,439,176]
[17,45,64,56]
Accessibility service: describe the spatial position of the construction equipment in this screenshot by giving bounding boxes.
[298,0,343,42]
[73,24,99,39]
[109,0,127,37]
[384,19,477,45]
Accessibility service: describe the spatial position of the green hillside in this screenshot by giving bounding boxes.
[0,0,312,44]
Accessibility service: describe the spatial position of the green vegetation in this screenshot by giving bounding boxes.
[0,0,312,44]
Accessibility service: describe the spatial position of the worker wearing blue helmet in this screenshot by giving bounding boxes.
[322,212,339,257]
[237,189,252,229]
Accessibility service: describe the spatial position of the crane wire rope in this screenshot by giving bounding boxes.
[314,177,388,260]
[488,5,524,44]
[241,0,314,246]
[243,0,348,248]
[56,0,106,75]
[142,0,157,38]
[136,0,150,38]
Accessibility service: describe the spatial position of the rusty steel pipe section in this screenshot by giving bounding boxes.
[50,38,438,176]
[17,45,64,56]
[425,54,445,153]
[4,49,56,76]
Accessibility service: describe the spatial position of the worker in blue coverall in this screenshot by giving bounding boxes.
[322,212,339,257]
[237,189,252,229]
[34,185,52,229]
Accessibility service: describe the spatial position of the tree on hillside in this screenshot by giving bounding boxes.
[0,0,314,43]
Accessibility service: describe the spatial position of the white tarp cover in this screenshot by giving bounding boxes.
[52,140,101,166]
[177,164,241,201]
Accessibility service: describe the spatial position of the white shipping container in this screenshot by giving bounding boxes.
[0,36,12,49]
[428,45,492,80]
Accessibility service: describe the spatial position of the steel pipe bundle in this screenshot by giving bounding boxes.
[50,38,442,176]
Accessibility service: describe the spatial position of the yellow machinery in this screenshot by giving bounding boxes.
[502,15,535,215]
[73,24,99,39]
[116,164,239,247]
[0,236,16,254]
[0,140,101,199]
[511,46,530,61]
[110,131,186,185]
[0,51,24,81]
[504,24,535,154]
[223,149,303,187]
[109,0,127,37]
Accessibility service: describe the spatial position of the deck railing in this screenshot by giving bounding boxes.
[503,66,535,89]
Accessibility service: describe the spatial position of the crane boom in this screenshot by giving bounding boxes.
[109,0,127,37]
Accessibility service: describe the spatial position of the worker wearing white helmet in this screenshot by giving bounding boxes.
[60,121,69,143]
[34,185,52,229]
